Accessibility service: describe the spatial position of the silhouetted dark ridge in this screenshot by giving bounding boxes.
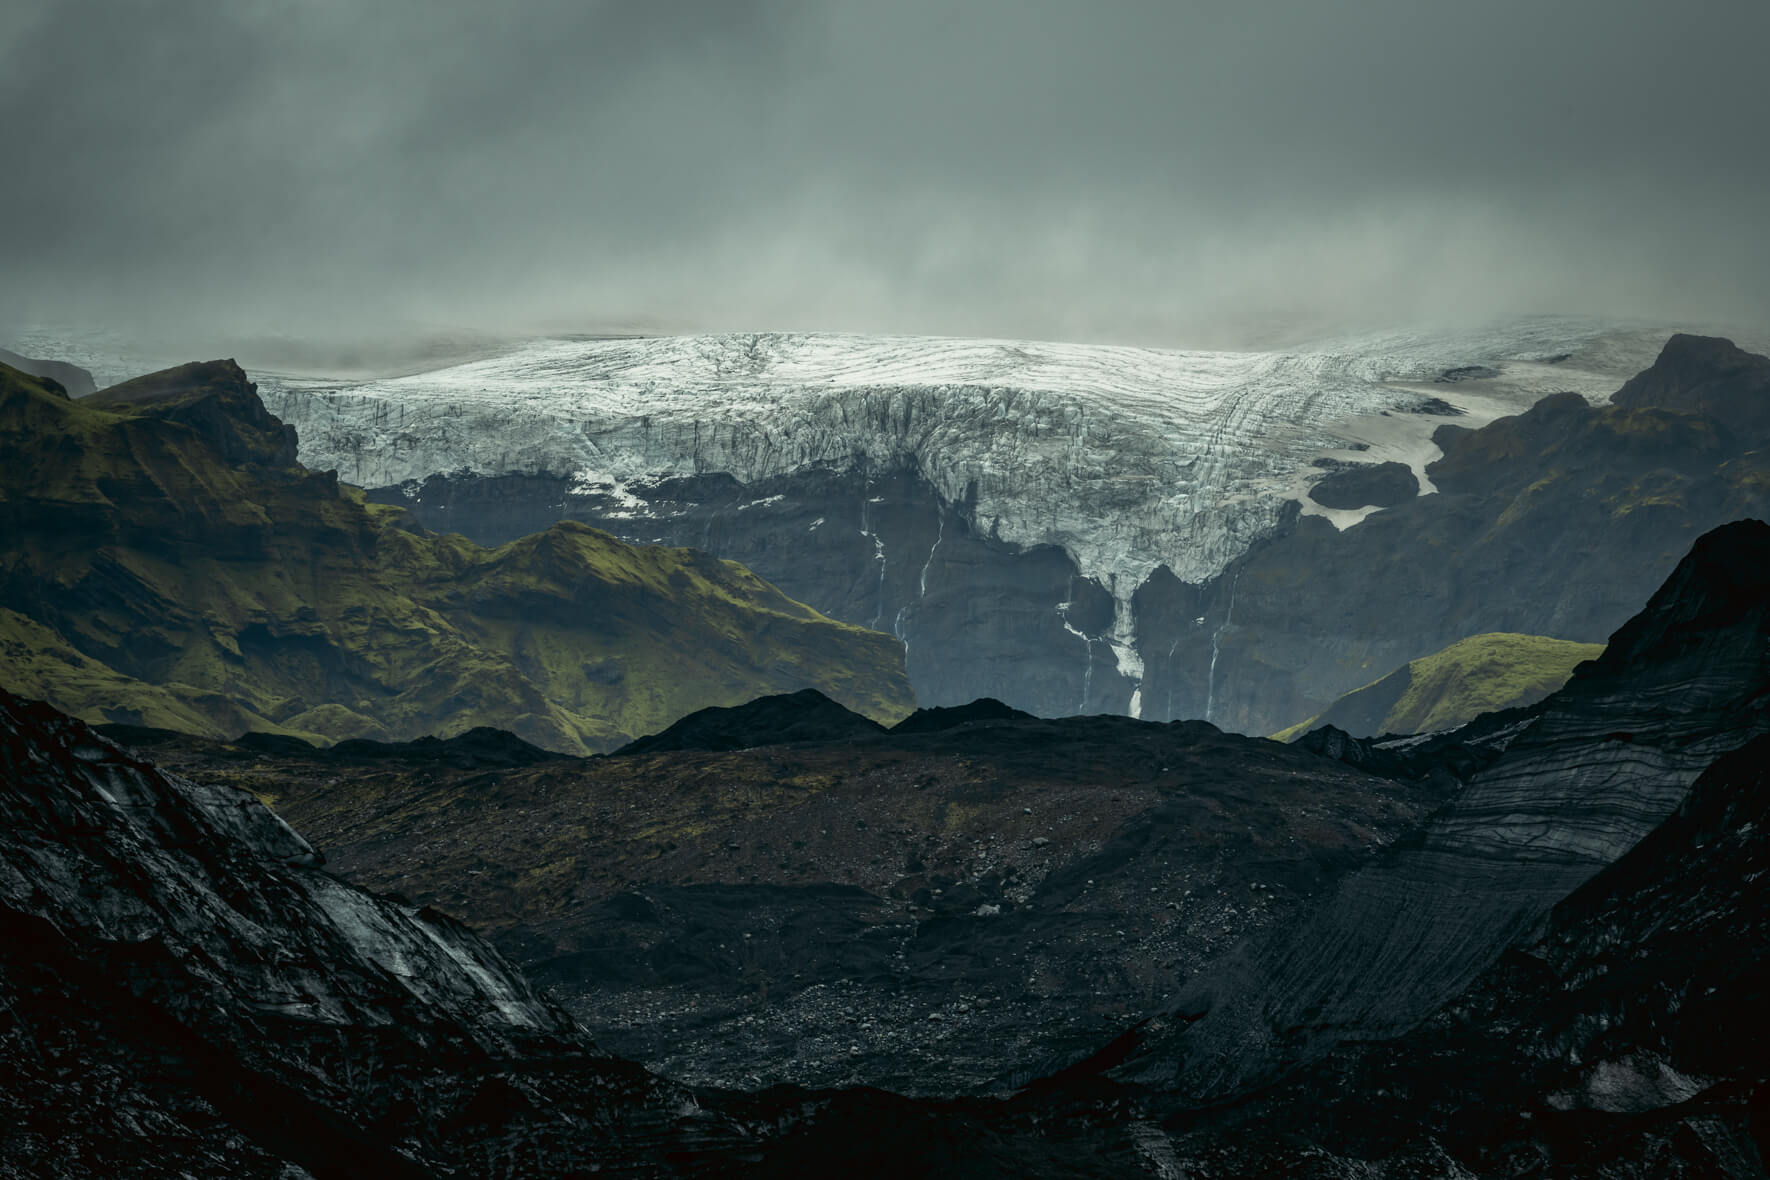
[327,727,566,768]
[98,723,568,768]
[890,697,1036,733]
[1115,518,1770,1099]
[1577,516,1770,675]
[0,690,739,1173]
[234,731,323,757]
[1612,333,1770,438]
[91,722,196,750]
[613,687,886,756]
[86,358,255,405]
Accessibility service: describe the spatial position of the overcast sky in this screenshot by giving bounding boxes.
[3,0,1767,350]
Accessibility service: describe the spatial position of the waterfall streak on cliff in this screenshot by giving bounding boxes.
[1205,572,1242,725]
[1057,602,1095,715]
[918,511,945,599]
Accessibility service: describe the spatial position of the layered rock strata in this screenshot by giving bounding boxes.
[1113,518,1770,1098]
[0,692,739,1177]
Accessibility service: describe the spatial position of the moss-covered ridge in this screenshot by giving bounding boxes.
[0,360,912,752]
[1274,632,1604,740]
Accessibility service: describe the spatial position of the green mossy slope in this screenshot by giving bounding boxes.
[0,360,912,752]
[1274,632,1604,740]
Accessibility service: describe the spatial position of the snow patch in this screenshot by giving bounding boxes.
[567,467,649,517]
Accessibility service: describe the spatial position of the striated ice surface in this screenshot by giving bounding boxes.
[261,317,1673,597]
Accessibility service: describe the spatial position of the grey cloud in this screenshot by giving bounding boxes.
[3,0,1767,352]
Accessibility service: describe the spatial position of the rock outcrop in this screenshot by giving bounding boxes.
[1611,331,1770,438]
[8,520,1769,1176]
[0,691,738,1176]
[1307,459,1420,508]
[1119,730,1770,1176]
[890,696,1036,734]
[612,687,887,755]
[1113,518,1770,1098]
[1161,334,1770,734]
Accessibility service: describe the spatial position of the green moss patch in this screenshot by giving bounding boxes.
[1275,632,1604,740]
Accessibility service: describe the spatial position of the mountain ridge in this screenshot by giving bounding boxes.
[0,359,912,753]
[1115,517,1770,1098]
[252,323,1770,729]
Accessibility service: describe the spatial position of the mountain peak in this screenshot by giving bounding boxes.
[87,358,254,405]
[613,687,886,755]
[89,359,300,469]
[1611,333,1770,437]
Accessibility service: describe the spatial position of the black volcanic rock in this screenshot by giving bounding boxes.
[327,726,565,769]
[1306,460,1420,509]
[13,530,1770,1176]
[0,347,96,396]
[173,706,1452,1096]
[14,523,1770,1175]
[0,691,734,1176]
[890,696,1036,734]
[1436,364,1501,382]
[1114,519,1770,1097]
[613,687,888,755]
[1144,731,1770,1175]
[100,722,566,770]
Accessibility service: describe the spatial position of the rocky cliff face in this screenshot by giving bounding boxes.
[262,319,1663,720]
[1114,733,1770,1177]
[1179,332,1770,734]
[0,691,746,1177]
[741,519,1770,1174]
[0,359,912,751]
[1113,518,1770,1098]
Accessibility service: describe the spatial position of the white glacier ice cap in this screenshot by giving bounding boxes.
[263,317,1684,591]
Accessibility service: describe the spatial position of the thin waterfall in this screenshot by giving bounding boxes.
[1204,570,1242,725]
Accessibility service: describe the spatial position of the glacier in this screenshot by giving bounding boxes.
[241,318,1704,721]
[262,318,1666,590]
